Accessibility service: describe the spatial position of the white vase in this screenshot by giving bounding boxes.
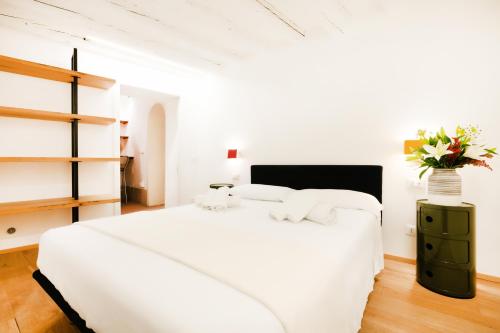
[427,168,462,206]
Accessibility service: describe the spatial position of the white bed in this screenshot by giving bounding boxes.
[37,199,383,333]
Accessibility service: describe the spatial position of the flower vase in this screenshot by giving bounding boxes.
[427,168,462,206]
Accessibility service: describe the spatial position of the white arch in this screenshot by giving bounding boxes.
[146,103,166,206]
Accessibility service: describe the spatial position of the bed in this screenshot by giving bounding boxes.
[33,165,383,333]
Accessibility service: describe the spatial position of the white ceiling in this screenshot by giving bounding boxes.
[0,0,355,70]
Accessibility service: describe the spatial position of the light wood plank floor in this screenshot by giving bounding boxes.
[121,202,165,215]
[1,250,499,332]
[0,249,78,333]
[362,260,500,332]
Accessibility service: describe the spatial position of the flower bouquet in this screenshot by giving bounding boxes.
[407,125,496,205]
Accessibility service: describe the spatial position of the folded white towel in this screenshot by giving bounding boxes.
[269,190,319,223]
[306,202,337,225]
[194,187,240,211]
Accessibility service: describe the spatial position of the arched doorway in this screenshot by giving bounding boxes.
[146,104,166,206]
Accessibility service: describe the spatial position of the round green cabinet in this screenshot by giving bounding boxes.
[416,200,476,298]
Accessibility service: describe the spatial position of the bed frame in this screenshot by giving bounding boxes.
[251,165,383,203]
[32,270,94,332]
[33,164,382,332]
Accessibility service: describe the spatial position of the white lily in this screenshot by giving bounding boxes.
[463,144,485,160]
[423,140,453,160]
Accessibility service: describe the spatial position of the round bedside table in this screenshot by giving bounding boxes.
[416,199,476,298]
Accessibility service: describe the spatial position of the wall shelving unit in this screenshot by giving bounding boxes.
[0,49,120,253]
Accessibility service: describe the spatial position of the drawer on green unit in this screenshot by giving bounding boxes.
[419,207,470,236]
[420,235,469,264]
[419,263,471,295]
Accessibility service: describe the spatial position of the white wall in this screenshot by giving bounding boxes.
[176,1,500,276]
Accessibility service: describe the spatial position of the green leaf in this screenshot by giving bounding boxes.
[485,148,497,155]
[419,166,430,179]
[406,155,420,161]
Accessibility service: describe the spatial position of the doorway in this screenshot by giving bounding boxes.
[119,85,178,215]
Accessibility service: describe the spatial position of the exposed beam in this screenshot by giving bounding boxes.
[322,12,344,34]
[254,0,305,37]
[19,0,226,68]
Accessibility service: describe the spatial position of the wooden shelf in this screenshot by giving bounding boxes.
[78,114,116,125]
[0,195,120,216]
[0,54,115,89]
[120,136,129,139]
[0,106,115,125]
[120,120,129,125]
[0,197,77,215]
[78,195,121,207]
[0,157,120,162]
[74,157,120,162]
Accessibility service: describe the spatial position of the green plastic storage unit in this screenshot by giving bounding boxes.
[416,200,476,298]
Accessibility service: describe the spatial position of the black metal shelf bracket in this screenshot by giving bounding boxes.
[71,48,79,223]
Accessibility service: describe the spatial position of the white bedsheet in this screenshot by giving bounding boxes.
[37,200,383,333]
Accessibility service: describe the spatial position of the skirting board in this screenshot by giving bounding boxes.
[384,254,500,284]
[0,243,38,255]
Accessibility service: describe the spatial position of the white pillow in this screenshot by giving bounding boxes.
[302,189,383,217]
[306,202,337,225]
[231,184,293,202]
[270,190,318,223]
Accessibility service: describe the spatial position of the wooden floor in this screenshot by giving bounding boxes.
[362,260,500,332]
[1,251,499,333]
[121,201,165,215]
[0,249,78,333]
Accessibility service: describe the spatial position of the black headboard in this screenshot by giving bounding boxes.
[251,165,383,203]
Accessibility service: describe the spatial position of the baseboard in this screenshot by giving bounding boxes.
[384,253,500,284]
[477,273,500,284]
[384,253,416,265]
[0,243,38,255]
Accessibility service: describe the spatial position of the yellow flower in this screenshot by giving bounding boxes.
[456,126,465,137]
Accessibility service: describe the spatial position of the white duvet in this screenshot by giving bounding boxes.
[37,200,383,333]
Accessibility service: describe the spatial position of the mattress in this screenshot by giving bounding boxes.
[37,199,383,333]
